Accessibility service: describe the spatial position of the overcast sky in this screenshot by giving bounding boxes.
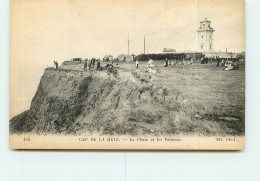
[11,0,245,61]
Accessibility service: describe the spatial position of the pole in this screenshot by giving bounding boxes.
[144,35,146,54]
[128,33,129,56]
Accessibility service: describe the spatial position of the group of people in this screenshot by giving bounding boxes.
[167,58,194,66]
[145,59,158,73]
[222,60,239,71]
[216,57,239,70]
[201,57,209,64]
[134,56,239,72]
[134,57,194,70]
[83,58,101,71]
[104,58,120,68]
[53,55,239,73]
[82,57,121,71]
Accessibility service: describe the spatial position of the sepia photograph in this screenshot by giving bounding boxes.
[9,0,245,150]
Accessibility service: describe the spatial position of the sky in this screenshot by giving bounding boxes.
[11,0,245,61]
[9,0,245,117]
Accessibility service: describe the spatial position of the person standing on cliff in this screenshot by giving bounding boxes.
[96,61,101,69]
[216,56,220,67]
[83,60,88,71]
[164,58,168,67]
[93,59,96,67]
[55,61,58,70]
[190,57,194,65]
[53,60,58,70]
[88,59,91,70]
[136,59,139,68]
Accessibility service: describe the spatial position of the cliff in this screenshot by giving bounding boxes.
[10,64,244,136]
[10,67,176,135]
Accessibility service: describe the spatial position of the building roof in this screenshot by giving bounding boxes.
[200,17,211,23]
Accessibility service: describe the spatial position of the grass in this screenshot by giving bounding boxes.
[80,59,244,136]
[153,60,245,135]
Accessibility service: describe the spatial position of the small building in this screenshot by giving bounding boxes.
[163,48,176,53]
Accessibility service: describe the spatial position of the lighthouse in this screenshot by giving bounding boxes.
[197,18,215,52]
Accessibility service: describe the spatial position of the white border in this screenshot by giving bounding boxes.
[1,0,260,180]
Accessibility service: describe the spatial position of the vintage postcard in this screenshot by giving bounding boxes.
[9,0,245,150]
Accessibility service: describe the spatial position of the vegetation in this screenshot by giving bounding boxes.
[134,53,204,61]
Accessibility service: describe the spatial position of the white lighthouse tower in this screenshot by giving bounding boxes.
[197,18,215,52]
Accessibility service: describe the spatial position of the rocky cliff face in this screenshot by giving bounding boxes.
[10,67,176,135]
